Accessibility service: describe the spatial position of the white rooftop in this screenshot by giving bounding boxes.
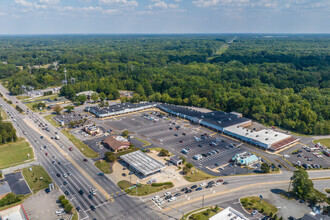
[115,136,128,142]
[225,125,290,146]
[209,206,249,220]
[0,204,28,220]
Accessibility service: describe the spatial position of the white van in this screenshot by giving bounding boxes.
[193,154,203,160]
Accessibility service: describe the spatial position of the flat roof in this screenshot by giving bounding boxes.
[159,104,251,128]
[209,207,249,220]
[225,125,291,146]
[120,151,165,176]
[86,102,156,116]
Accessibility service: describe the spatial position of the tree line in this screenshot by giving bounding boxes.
[0,34,329,135]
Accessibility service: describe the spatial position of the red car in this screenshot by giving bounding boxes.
[45,153,48,156]
[83,159,88,162]
[216,179,223,183]
[69,148,73,151]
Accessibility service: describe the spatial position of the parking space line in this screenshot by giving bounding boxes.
[151,199,163,210]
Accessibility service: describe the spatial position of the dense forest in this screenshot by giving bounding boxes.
[0,34,329,135]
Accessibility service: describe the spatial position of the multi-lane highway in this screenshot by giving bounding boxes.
[0,84,160,220]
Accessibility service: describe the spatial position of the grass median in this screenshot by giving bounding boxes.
[240,196,278,217]
[182,206,222,220]
[134,137,151,147]
[22,165,52,193]
[95,160,112,174]
[0,139,34,169]
[61,129,99,158]
[118,180,173,196]
[44,114,60,127]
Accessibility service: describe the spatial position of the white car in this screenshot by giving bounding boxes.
[168,197,177,202]
[214,182,220,187]
[157,198,163,203]
[55,209,64,215]
[200,182,206,187]
[164,192,171,196]
[152,195,160,201]
[63,173,68,178]
[158,201,165,206]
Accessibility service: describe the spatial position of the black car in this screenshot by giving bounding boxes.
[76,207,81,212]
[198,145,203,147]
[208,181,215,185]
[206,184,213,188]
[45,188,50,193]
[202,153,208,157]
[223,181,229,185]
[56,173,61,177]
[174,193,181,197]
[191,185,197,189]
[64,190,69,195]
[165,195,172,200]
[79,189,84,195]
[181,187,188,192]
[44,145,47,149]
[185,190,192,194]
[90,205,96,211]
[63,181,68,186]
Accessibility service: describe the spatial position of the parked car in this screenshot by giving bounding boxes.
[191,185,197,189]
[251,210,258,216]
[79,189,84,195]
[69,148,73,151]
[181,187,188,192]
[164,192,171,196]
[90,205,95,211]
[83,159,88,162]
[185,190,192,193]
[64,190,69,195]
[196,187,202,191]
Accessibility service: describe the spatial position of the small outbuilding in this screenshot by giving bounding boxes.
[169,155,183,166]
[103,136,130,153]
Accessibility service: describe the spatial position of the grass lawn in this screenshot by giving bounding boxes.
[314,138,330,148]
[240,196,278,217]
[95,160,112,174]
[0,107,8,120]
[0,139,34,169]
[22,165,52,193]
[16,95,30,100]
[134,137,151,147]
[185,206,222,220]
[29,94,59,102]
[118,180,173,196]
[44,114,60,127]
[184,166,215,182]
[61,129,99,158]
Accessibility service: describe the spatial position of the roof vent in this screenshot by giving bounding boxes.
[265,138,268,140]
[275,134,278,137]
[256,135,259,137]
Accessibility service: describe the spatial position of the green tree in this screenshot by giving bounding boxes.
[53,104,62,115]
[159,149,169,156]
[104,151,116,162]
[261,163,270,173]
[65,105,74,113]
[121,130,129,137]
[91,92,99,103]
[99,92,106,101]
[76,94,87,105]
[64,204,73,213]
[179,156,186,164]
[291,169,314,200]
[186,163,194,169]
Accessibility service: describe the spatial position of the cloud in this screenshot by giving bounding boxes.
[15,0,48,9]
[98,0,138,7]
[146,0,179,10]
[61,5,118,14]
[39,0,60,4]
[192,0,330,9]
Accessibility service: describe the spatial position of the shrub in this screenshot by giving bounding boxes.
[186,162,194,169]
[151,183,164,187]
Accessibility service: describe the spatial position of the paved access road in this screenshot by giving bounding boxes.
[0,84,160,220]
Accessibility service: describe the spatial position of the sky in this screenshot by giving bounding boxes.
[0,0,329,34]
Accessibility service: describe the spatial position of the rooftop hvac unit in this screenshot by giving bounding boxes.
[265,138,268,140]
[218,121,222,124]
[237,126,239,128]
[246,133,248,135]
[265,132,268,134]
[275,134,278,136]
[256,135,259,137]
[228,118,231,120]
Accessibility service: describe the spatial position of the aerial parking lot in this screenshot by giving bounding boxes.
[279,143,330,169]
[104,111,263,176]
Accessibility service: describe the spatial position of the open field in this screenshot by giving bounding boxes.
[314,138,330,148]
[95,160,112,174]
[22,165,52,193]
[118,180,173,196]
[240,196,278,217]
[0,139,34,169]
[16,95,30,100]
[0,107,8,120]
[61,129,99,158]
[44,114,60,127]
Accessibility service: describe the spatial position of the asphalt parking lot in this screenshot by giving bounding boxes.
[105,112,261,176]
[53,112,88,126]
[5,172,31,195]
[279,144,330,169]
[23,188,70,220]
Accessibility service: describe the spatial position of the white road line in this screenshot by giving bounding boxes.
[151,199,163,210]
